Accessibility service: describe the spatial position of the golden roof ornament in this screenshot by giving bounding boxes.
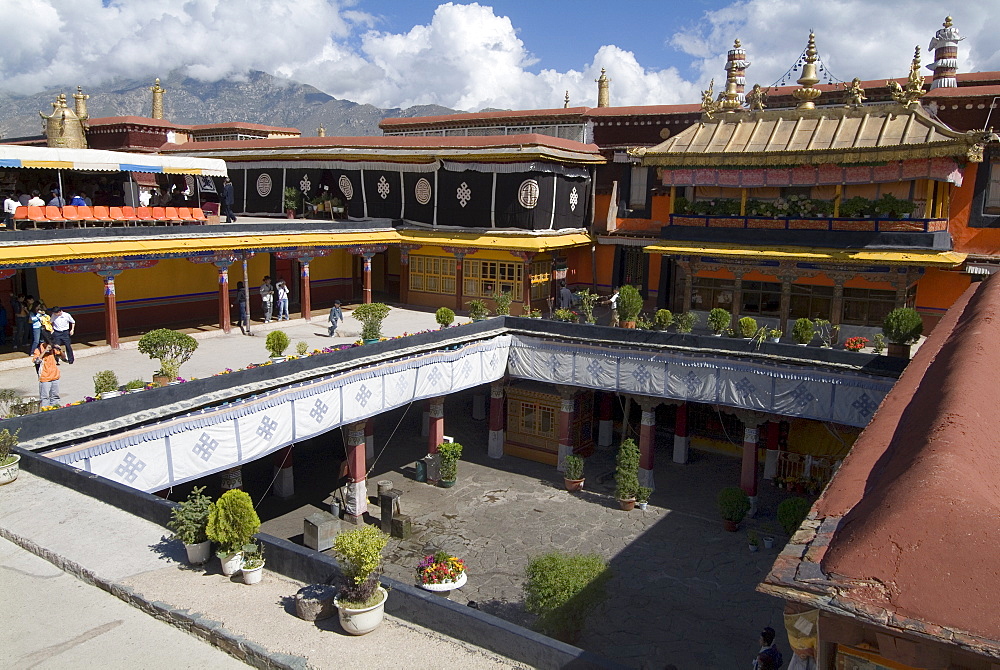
[73,86,89,121]
[700,78,719,118]
[746,83,767,111]
[317,126,326,137]
[716,39,744,113]
[889,46,925,108]
[792,32,822,109]
[843,77,866,109]
[564,90,570,108]
[596,68,610,107]
[150,78,166,119]
[39,93,87,149]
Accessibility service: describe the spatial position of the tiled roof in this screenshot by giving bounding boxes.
[380,107,590,127]
[87,116,185,129]
[189,122,300,133]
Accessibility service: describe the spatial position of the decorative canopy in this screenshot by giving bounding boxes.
[0,145,227,176]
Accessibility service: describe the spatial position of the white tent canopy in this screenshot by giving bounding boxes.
[0,145,227,177]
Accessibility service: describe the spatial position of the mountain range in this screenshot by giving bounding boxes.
[0,70,461,141]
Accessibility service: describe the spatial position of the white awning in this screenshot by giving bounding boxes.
[0,145,227,177]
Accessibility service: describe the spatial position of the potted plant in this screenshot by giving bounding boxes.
[617,285,643,328]
[636,486,652,511]
[871,333,886,354]
[330,196,345,216]
[437,441,462,487]
[524,551,611,644]
[435,306,455,329]
[553,308,578,322]
[843,336,869,352]
[748,530,760,553]
[352,302,391,343]
[167,485,213,565]
[563,454,585,492]
[762,528,776,549]
[814,319,840,348]
[717,486,750,531]
[137,328,198,382]
[738,316,758,338]
[240,541,265,585]
[839,196,873,218]
[792,317,814,345]
[708,308,731,335]
[416,550,467,594]
[526,307,543,318]
[123,379,146,393]
[882,307,923,358]
[332,525,390,635]
[494,290,514,316]
[576,289,598,324]
[675,312,698,333]
[283,186,299,218]
[467,299,490,321]
[264,329,290,362]
[295,341,309,356]
[768,328,782,343]
[653,309,674,331]
[206,489,261,577]
[778,496,812,537]
[0,428,20,486]
[93,369,121,399]
[615,438,640,510]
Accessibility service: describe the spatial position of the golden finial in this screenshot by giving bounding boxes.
[944,15,952,28]
[701,79,719,118]
[596,68,610,107]
[734,38,742,48]
[564,90,570,108]
[890,46,925,108]
[39,93,86,148]
[792,32,822,109]
[73,86,89,120]
[317,126,326,137]
[150,77,166,119]
[843,77,866,109]
[746,83,766,111]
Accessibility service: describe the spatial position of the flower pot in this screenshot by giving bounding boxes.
[887,342,911,359]
[749,544,759,552]
[152,374,171,388]
[219,551,244,576]
[619,497,636,511]
[723,519,739,532]
[564,477,585,492]
[770,338,780,343]
[637,501,648,510]
[712,332,723,337]
[241,562,265,585]
[621,321,637,329]
[184,540,212,565]
[362,338,380,345]
[285,209,295,219]
[419,571,467,595]
[335,586,388,635]
[763,536,775,549]
[438,479,456,488]
[0,454,21,486]
[269,356,286,363]
[99,390,123,399]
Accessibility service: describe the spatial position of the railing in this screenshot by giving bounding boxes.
[776,452,842,489]
[668,214,948,233]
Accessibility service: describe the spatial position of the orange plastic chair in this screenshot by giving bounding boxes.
[61,206,83,227]
[44,206,67,227]
[176,207,197,224]
[120,205,138,226]
[90,206,114,226]
[109,206,128,225]
[74,205,99,227]
[26,206,48,229]
[150,206,169,225]
[163,206,184,225]
[135,206,156,225]
[12,206,29,230]
[190,207,208,224]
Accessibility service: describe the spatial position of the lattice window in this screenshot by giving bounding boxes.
[842,287,901,326]
[464,259,523,301]
[619,246,645,288]
[514,401,555,438]
[529,260,550,300]
[409,255,456,295]
[986,161,1000,214]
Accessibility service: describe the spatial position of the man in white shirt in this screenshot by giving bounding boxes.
[50,306,75,364]
[27,190,45,207]
[138,188,151,207]
[259,276,273,323]
[3,193,19,229]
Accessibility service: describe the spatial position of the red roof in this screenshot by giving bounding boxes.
[380,107,589,128]
[585,104,701,117]
[189,122,300,133]
[924,84,1000,99]
[88,116,185,130]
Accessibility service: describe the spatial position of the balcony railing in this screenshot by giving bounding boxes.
[668,214,948,233]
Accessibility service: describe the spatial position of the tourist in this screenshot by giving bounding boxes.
[27,190,45,207]
[260,276,273,323]
[32,336,66,408]
[3,192,18,228]
[752,627,783,670]
[29,303,44,354]
[48,189,65,207]
[222,177,236,223]
[69,192,86,206]
[559,281,573,310]
[235,281,249,335]
[605,289,620,327]
[12,294,27,349]
[275,278,289,320]
[138,188,151,207]
[50,306,75,364]
[328,300,343,337]
[18,190,30,207]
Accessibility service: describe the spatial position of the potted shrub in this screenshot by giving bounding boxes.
[283,186,299,218]
[748,530,760,553]
[467,299,490,321]
[240,541,265,585]
[206,489,261,577]
[675,312,698,333]
[843,336,869,352]
[123,379,146,393]
[352,302,391,342]
[416,550,467,594]
[617,285,643,328]
[553,308,578,322]
[93,369,121,399]
[738,316,758,338]
[0,428,20,486]
[576,289,598,324]
[527,308,543,318]
[435,306,455,329]
[778,496,812,536]
[871,333,886,355]
[708,308,731,335]
[653,309,674,331]
[792,317,814,345]
[636,486,652,511]
[563,454,585,492]
[839,196,873,218]
[882,307,923,358]
[137,328,198,382]
[295,341,309,356]
[437,441,462,487]
[330,197,346,217]
[615,438,640,510]
[814,319,840,347]
[265,329,290,362]
[768,328,782,343]
[717,486,750,531]
[494,290,514,316]
[332,525,390,635]
[524,551,611,644]
[167,485,213,565]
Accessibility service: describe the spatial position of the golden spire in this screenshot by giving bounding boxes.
[717,38,743,112]
[73,86,89,121]
[564,90,570,108]
[39,93,87,148]
[792,32,822,109]
[889,46,926,108]
[150,78,166,119]
[944,15,952,28]
[317,126,326,137]
[596,68,610,107]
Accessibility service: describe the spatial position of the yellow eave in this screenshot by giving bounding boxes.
[644,241,966,267]
[397,230,593,252]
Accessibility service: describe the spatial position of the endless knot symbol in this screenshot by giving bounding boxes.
[299,174,311,194]
[632,364,652,386]
[852,393,878,418]
[460,359,473,380]
[586,359,604,378]
[414,178,432,205]
[394,374,410,398]
[791,383,816,408]
[456,182,471,208]
[338,175,354,200]
[256,173,272,197]
[508,349,519,369]
[257,416,278,440]
[355,385,373,407]
[377,175,390,199]
[518,179,540,209]
[682,370,701,394]
[192,433,219,462]
[309,399,329,423]
[549,355,560,376]
[114,452,146,484]
[569,186,579,212]
[427,367,443,387]
[734,376,757,398]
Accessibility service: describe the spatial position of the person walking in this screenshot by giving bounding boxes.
[32,337,66,408]
[260,276,273,323]
[50,306,75,364]
[558,281,573,310]
[752,627,783,670]
[328,300,343,337]
[221,177,236,223]
[29,303,44,354]
[275,279,289,320]
[235,281,249,335]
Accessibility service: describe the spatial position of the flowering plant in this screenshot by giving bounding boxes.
[416,551,466,585]
[843,336,869,351]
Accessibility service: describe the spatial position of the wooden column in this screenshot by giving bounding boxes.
[635,396,658,491]
[345,422,368,521]
[733,409,767,517]
[556,386,576,473]
[597,391,615,449]
[488,380,505,459]
[513,251,536,315]
[361,252,374,304]
[99,271,121,349]
[214,262,232,334]
[453,251,467,312]
[299,257,313,320]
[731,270,744,328]
[830,277,845,326]
[779,276,793,337]
[273,445,294,498]
[763,421,781,481]
[672,400,689,464]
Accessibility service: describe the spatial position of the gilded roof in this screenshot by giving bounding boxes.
[636,104,988,167]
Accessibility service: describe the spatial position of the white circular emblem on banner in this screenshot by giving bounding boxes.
[414,178,432,205]
[339,175,354,200]
[256,174,272,197]
[518,179,540,209]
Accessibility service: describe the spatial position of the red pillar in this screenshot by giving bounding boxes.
[740,424,759,498]
[638,401,656,490]
[216,263,231,334]
[556,388,575,472]
[488,380,505,458]
[597,392,614,448]
[300,259,312,320]
[672,401,689,464]
[273,445,293,498]
[345,421,367,521]
[365,417,374,460]
[454,252,465,312]
[763,420,781,480]
[101,272,120,349]
[427,397,445,484]
[362,252,373,304]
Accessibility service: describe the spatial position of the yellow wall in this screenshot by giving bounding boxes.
[310,250,353,281]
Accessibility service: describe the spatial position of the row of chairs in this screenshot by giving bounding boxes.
[11,206,209,229]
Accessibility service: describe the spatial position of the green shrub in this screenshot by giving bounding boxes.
[524,552,611,639]
[265,329,290,358]
[636,486,652,504]
[615,438,640,500]
[124,379,146,391]
[617,285,643,323]
[206,489,261,555]
[675,312,698,333]
[563,454,584,480]
[576,289,598,324]
[93,370,119,395]
[839,196,874,218]
[435,306,455,327]
[137,329,198,380]
[738,316,758,337]
[882,307,923,344]
[295,341,309,356]
[283,187,300,211]
[352,302,391,340]
[553,308,578,322]
[778,496,812,536]
[653,309,674,330]
[333,525,389,607]
[438,441,463,481]
[494,290,514,316]
[0,428,19,467]
[467,299,490,320]
[792,317,814,344]
[717,486,750,522]
[168,486,212,545]
[708,308,731,334]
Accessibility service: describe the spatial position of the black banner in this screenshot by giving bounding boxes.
[402,172,435,224]
[437,169,493,227]
[362,169,403,220]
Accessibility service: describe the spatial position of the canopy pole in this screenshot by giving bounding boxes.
[242,255,252,336]
[57,170,65,207]
[129,172,135,213]
[196,177,201,208]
